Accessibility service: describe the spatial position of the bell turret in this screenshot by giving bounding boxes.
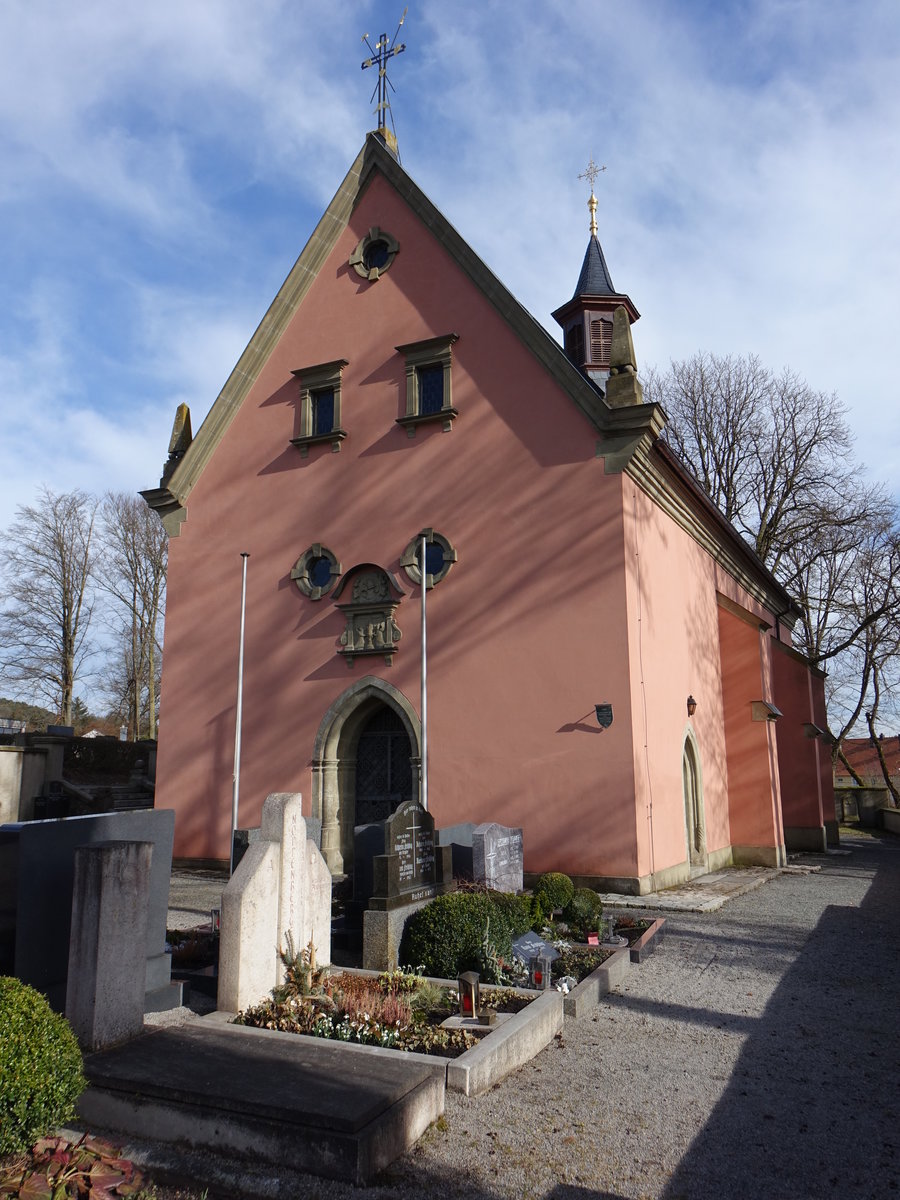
[552,159,639,395]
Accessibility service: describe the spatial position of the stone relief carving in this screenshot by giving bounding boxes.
[352,571,390,603]
[334,565,404,665]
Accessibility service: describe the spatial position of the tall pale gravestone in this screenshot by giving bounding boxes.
[218,793,331,1013]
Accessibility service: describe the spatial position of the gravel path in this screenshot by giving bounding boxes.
[129,835,900,1198]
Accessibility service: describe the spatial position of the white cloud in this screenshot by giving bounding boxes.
[0,0,898,541]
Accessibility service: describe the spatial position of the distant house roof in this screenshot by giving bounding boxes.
[837,736,900,781]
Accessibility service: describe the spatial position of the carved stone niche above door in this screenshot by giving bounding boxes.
[333,564,406,666]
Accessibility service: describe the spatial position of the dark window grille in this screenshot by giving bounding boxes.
[355,706,413,824]
[417,365,444,414]
[311,387,335,436]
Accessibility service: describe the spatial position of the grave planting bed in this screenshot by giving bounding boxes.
[552,919,666,1017]
[225,967,563,1097]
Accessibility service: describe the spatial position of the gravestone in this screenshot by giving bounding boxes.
[512,930,560,966]
[472,822,523,893]
[353,821,388,907]
[66,840,153,1050]
[218,793,332,1014]
[0,808,177,1013]
[363,802,452,970]
[436,821,475,880]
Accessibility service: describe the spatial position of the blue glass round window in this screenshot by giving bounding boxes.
[308,555,333,589]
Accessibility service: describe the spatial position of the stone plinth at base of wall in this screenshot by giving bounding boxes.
[784,825,827,853]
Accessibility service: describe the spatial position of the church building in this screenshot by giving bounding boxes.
[143,130,834,894]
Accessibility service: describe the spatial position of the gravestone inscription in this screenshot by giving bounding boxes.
[472,822,523,892]
[372,801,445,909]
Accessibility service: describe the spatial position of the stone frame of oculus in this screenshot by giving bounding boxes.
[291,544,342,600]
[349,226,400,282]
[400,528,457,587]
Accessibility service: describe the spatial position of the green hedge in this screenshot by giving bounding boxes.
[399,890,532,980]
[0,976,87,1155]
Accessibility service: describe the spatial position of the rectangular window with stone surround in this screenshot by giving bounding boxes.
[395,334,459,436]
[290,359,348,457]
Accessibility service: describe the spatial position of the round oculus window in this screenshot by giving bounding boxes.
[291,544,341,599]
[400,530,457,587]
[349,226,399,281]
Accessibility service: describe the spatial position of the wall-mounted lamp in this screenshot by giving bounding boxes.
[687,695,698,718]
[751,700,783,722]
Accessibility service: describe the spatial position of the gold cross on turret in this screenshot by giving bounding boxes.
[578,155,606,236]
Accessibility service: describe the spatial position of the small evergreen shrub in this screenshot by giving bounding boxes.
[525,894,544,931]
[535,871,575,913]
[562,887,604,939]
[0,976,87,1155]
[399,890,531,980]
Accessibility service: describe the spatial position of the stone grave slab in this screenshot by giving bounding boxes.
[79,1022,445,1186]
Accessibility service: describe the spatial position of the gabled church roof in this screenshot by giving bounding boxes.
[143,133,663,528]
[141,133,800,624]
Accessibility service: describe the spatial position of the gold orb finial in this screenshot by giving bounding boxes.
[578,155,606,237]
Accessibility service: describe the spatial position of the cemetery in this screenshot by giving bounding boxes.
[0,789,673,1191]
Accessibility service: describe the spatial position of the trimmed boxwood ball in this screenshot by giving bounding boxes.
[562,887,604,938]
[0,976,87,1155]
[535,871,575,913]
[399,890,532,980]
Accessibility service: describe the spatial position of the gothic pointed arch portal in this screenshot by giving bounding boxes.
[311,676,421,874]
[682,731,708,874]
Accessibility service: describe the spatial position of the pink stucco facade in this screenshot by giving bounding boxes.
[150,137,832,892]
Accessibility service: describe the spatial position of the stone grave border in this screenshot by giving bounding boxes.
[628,915,666,963]
[211,973,562,1098]
[560,917,666,1018]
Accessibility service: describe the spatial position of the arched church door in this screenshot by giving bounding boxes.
[683,737,707,872]
[354,705,413,824]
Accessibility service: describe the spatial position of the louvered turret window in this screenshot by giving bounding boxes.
[565,322,585,366]
[590,318,612,365]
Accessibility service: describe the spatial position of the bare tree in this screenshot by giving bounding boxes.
[96,493,167,740]
[646,352,900,755]
[0,488,98,723]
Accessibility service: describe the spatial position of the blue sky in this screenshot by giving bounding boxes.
[1,0,898,537]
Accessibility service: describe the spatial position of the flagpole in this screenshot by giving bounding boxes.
[420,533,428,811]
[231,552,250,875]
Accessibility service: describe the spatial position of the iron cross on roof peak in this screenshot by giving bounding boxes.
[578,155,606,236]
[361,8,407,157]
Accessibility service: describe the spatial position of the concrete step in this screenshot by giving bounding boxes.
[78,1021,445,1187]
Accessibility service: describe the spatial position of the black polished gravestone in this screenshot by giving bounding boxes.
[369,802,452,912]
